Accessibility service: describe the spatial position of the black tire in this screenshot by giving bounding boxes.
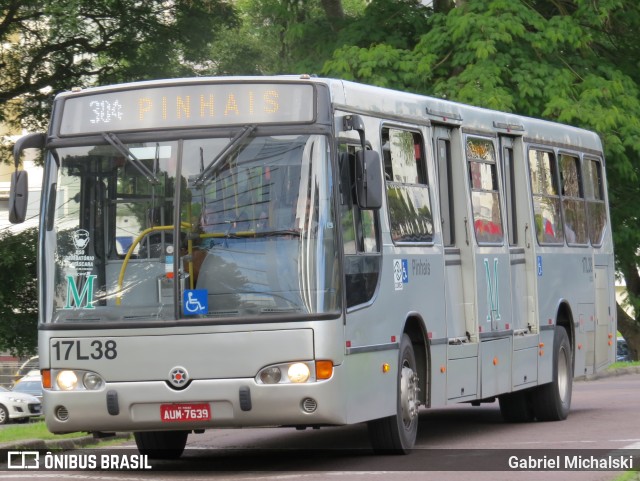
[499,390,534,423]
[367,334,419,454]
[532,326,573,421]
[134,431,189,459]
[0,405,9,425]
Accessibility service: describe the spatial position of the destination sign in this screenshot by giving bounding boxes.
[59,83,315,135]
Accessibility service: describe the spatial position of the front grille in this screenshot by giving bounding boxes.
[301,398,318,413]
[55,406,69,421]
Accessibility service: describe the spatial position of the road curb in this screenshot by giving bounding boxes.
[579,365,640,381]
[0,432,132,451]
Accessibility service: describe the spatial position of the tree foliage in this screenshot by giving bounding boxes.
[0,228,38,357]
[0,0,238,160]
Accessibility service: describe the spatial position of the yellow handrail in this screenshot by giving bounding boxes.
[115,222,191,306]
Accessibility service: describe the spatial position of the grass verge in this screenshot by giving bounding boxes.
[0,420,85,444]
[608,361,640,370]
[611,470,640,481]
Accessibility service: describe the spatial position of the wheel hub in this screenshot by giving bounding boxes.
[400,364,419,427]
[557,345,569,403]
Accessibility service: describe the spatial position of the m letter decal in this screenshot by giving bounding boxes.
[64,275,97,309]
[484,258,500,323]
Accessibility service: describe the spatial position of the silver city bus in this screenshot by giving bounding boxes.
[10,76,616,457]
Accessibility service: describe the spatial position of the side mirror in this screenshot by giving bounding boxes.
[10,132,45,225]
[355,150,382,210]
[9,170,29,224]
[13,132,45,166]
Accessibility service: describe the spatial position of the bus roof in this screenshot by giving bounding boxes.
[54,75,603,153]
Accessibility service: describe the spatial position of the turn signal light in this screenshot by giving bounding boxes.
[42,369,52,389]
[315,360,333,380]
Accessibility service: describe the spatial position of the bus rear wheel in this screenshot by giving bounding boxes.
[499,390,534,423]
[367,334,419,454]
[134,430,189,459]
[531,326,572,421]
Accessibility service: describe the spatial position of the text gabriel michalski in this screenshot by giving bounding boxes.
[508,454,634,470]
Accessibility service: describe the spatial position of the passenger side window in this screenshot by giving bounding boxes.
[528,148,563,245]
[436,138,455,247]
[502,145,518,246]
[559,154,588,245]
[583,158,607,246]
[383,127,433,244]
[467,137,503,244]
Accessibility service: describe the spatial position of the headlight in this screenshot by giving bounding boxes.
[259,367,282,384]
[8,397,27,404]
[256,361,314,384]
[287,363,310,383]
[255,360,333,384]
[52,370,104,391]
[83,372,104,390]
[57,371,78,391]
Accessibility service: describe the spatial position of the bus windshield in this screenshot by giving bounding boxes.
[47,133,340,324]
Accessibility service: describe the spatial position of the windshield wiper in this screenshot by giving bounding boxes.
[103,133,160,185]
[204,229,300,241]
[254,229,301,238]
[194,124,257,187]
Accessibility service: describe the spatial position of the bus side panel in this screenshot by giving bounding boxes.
[534,251,592,384]
[480,338,511,398]
[538,328,555,385]
[429,343,447,407]
[512,339,538,390]
[446,343,478,402]
[594,261,616,370]
[344,351,398,424]
[573,303,593,377]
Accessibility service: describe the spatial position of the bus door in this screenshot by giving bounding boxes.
[433,127,466,341]
[585,157,615,370]
[499,134,539,389]
[499,136,530,334]
[465,135,513,333]
[465,135,513,398]
[434,125,482,404]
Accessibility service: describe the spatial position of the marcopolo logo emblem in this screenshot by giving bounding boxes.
[168,366,189,388]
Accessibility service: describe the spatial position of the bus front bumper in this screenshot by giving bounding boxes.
[43,366,347,433]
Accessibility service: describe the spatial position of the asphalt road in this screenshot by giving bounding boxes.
[2,370,640,481]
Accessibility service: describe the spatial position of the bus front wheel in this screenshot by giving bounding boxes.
[134,430,189,459]
[367,334,419,454]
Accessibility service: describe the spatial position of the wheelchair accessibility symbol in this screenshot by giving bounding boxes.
[393,259,409,291]
[183,289,208,315]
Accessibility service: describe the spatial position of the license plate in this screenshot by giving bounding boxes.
[160,403,211,422]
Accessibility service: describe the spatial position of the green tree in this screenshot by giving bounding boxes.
[230,0,348,75]
[324,0,640,359]
[0,0,238,159]
[0,228,38,357]
[223,0,429,76]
